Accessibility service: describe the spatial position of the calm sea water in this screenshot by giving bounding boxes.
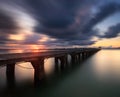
[0,50,120,97]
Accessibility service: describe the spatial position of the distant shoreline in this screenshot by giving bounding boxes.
[102,48,120,50]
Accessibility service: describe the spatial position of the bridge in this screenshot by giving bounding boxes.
[0,48,100,87]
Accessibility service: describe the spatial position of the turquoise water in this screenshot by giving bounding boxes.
[0,50,120,97]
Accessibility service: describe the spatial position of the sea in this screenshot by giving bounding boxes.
[0,49,120,97]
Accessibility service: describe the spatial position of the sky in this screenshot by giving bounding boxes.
[0,0,120,50]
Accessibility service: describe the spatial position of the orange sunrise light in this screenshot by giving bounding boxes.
[29,45,45,52]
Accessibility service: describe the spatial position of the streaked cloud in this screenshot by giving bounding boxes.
[0,0,120,49]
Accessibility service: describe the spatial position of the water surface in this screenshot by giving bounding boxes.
[0,50,120,97]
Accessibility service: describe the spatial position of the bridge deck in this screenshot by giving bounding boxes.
[0,48,100,66]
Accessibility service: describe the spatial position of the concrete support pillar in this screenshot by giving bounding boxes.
[78,53,81,60]
[82,52,85,60]
[77,53,82,63]
[31,58,44,86]
[55,55,68,71]
[85,52,87,58]
[76,54,81,62]
[75,55,78,62]
[62,55,68,66]
[71,54,76,64]
[55,57,59,72]
[84,52,86,59]
[60,57,65,70]
[88,52,91,57]
[89,52,93,56]
[6,63,15,88]
[88,52,91,56]
[81,52,83,60]
[59,56,67,70]
[79,53,82,61]
[86,52,89,57]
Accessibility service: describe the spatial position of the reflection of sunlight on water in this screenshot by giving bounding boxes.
[91,50,120,82]
[44,58,55,75]
[68,55,71,64]
[1,49,120,92]
[15,62,34,84]
[0,57,55,89]
[15,58,55,84]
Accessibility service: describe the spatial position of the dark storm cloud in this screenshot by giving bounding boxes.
[0,0,120,47]
[36,39,96,47]
[26,0,91,29]
[28,1,120,46]
[100,23,120,38]
[26,0,97,46]
[0,10,18,33]
[67,40,96,46]
[22,34,41,45]
[81,2,120,33]
[0,9,19,44]
[26,0,71,28]
[0,35,8,44]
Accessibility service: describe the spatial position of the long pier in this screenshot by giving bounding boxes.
[0,48,100,87]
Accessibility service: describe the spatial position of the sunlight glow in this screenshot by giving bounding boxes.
[28,45,45,52]
[92,50,120,81]
[92,37,120,47]
[9,33,25,41]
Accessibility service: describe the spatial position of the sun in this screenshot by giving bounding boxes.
[29,45,46,52]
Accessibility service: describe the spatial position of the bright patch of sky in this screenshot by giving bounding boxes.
[94,12,120,35]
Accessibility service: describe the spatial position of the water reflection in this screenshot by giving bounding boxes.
[0,54,81,90]
[44,58,55,75]
[15,62,34,85]
[0,50,120,97]
[91,50,120,83]
[15,58,55,87]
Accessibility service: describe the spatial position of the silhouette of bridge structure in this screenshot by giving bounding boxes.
[0,48,100,87]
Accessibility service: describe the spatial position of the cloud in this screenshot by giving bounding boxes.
[31,1,120,46]
[26,0,90,29]
[0,9,19,44]
[0,10,18,33]
[100,23,120,38]
[0,0,120,48]
[27,0,97,45]
[81,2,120,33]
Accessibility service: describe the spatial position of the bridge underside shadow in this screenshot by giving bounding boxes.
[4,49,100,88]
